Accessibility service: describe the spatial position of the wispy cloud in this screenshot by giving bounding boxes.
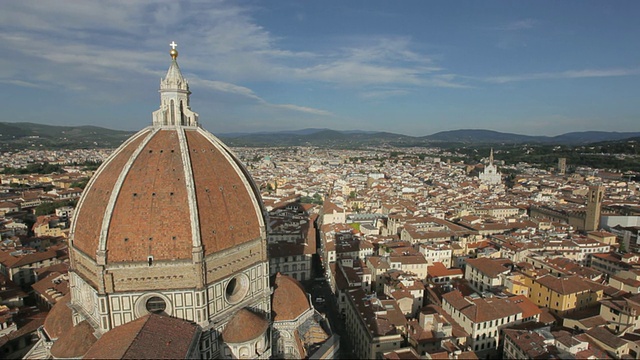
[0,79,47,89]
[484,66,640,83]
[193,79,332,116]
[291,37,463,88]
[360,89,410,100]
[0,0,464,130]
[503,19,537,31]
[274,104,332,116]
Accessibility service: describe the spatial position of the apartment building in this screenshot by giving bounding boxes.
[528,274,603,315]
[599,293,640,334]
[344,288,404,359]
[419,244,452,268]
[464,257,512,293]
[591,252,640,277]
[442,290,538,354]
[389,254,428,279]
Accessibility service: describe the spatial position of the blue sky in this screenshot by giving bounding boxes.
[1,1,639,136]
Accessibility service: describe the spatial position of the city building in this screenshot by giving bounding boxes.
[527,274,603,315]
[478,149,501,186]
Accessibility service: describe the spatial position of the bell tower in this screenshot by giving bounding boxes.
[584,184,604,232]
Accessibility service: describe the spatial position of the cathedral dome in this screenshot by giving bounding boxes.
[69,43,265,271]
[62,44,272,359]
[70,125,264,265]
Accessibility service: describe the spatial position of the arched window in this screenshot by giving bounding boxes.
[170,100,175,124]
[239,346,250,358]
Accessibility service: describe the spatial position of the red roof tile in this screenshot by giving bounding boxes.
[49,320,97,359]
[83,313,199,359]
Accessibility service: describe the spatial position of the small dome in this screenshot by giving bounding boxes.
[222,308,269,343]
[272,273,310,322]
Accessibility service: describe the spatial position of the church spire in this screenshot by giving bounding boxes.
[152,42,199,127]
[489,148,494,165]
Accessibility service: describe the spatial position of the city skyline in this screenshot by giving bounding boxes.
[2,1,640,136]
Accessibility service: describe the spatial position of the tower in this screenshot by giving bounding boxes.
[584,184,604,232]
[489,147,494,166]
[62,44,271,359]
[558,158,567,175]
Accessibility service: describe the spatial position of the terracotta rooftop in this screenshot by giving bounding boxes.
[442,290,522,323]
[510,295,542,319]
[83,313,199,359]
[43,293,72,339]
[427,262,463,278]
[585,326,628,350]
[465,257,512,278]
[535,274,592,295]
[50,320,97,359]
[502,329,557,359]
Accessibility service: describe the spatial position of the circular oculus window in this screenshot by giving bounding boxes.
[225,274,250,304]
[134,293,173,318]
[145,296,167,314]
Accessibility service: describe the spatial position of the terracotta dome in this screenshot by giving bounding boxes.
[272,273,310,322]
[70,126,264,264]
[221,308,270,343]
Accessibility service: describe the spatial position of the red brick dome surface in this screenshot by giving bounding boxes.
[272,273,310,321]
[71,127,263,263]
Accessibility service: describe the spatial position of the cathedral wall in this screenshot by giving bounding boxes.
[204,238,266,284]
[108,288,207,328]
[200,261,271,358]
[71,249,100,289]
[70,271,101,327]
[206,261,271,323]
[106,260,199,292]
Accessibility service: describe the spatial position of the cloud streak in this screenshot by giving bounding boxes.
[192,79,332,116]
[483,66,640,83]
[502,19,537,31]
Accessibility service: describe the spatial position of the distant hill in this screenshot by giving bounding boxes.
[424,129,640,145]
[217,128,378,138]
[219,129,422,148]
[551,131,640,144]
[0,122,134,150]
[1,121,638,150]
[423,129,547,144]
[223,128,640,147]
